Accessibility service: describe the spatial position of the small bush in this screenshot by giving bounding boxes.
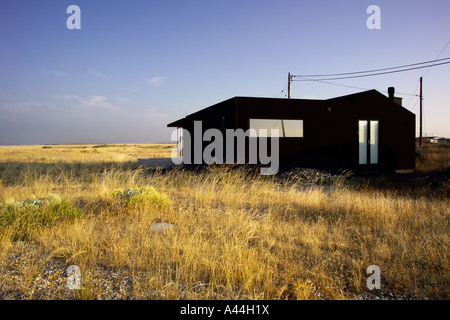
[112,186,171,209]
[0,195,82,241]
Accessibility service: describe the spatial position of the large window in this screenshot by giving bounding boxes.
[249,119,304,137]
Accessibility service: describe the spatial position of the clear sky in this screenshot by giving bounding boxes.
[1,0,449,145]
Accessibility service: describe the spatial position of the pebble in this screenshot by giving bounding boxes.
[150,222,175,232]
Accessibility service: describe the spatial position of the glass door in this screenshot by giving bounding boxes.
[369,121,379,164]
[359,120,379,165]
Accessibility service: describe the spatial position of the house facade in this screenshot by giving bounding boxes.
[167,89,416,173]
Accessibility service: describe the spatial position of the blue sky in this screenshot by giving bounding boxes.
[1,0,449,145]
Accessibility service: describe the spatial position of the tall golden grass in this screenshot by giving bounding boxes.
[415,141,450,173]
[0,144,448,299]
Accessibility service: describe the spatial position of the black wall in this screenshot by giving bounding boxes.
[169,91,415,172]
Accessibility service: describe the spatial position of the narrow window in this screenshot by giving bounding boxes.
[358,120,368,165]
[359,120,379,165]
[370,121,379,164]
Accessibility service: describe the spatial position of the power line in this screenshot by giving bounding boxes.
[292,61,450,81]
[422,40,450,78]
[409,97,420,111]
[276,78,288,98]
[406,40,450,110]
[405,82,421,109]
[292,57,450,78]
[302,78,417,96]
[286,49,450,102]
[301,79,371,91]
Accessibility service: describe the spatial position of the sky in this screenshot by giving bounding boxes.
[0,0,449,145]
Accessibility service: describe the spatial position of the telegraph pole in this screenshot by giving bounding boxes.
[288,72,291,99]
[419,77,423,147]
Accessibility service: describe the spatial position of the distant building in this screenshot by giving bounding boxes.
[428,137,450,144]
[168,88,416,172]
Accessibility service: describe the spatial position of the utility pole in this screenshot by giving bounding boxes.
[288,72,291,99]
[419,77,423,147]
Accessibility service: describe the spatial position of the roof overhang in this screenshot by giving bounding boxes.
[167,118,185,128]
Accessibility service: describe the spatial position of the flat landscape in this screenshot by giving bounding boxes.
[0,143,448,299]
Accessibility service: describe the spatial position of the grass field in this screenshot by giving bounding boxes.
[0,143,448,300]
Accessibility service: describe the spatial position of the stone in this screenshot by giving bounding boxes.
[150,222,175,231]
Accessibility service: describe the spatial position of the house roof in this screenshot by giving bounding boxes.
[167,118,186,128]
[167,90,414,127]
[326,89,378,101]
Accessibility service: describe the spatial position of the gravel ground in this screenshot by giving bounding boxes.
[0,241,228,300]
[0,241,418,300]
[0,242,137,300]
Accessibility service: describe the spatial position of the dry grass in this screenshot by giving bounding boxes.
[416,142,450,173]
[0,144,448,300]
[0,143,173,164]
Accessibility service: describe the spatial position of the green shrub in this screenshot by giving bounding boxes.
[0,195,82,241]
[112,186,171,209]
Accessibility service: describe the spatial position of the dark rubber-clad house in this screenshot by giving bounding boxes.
[168,88,415,173]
